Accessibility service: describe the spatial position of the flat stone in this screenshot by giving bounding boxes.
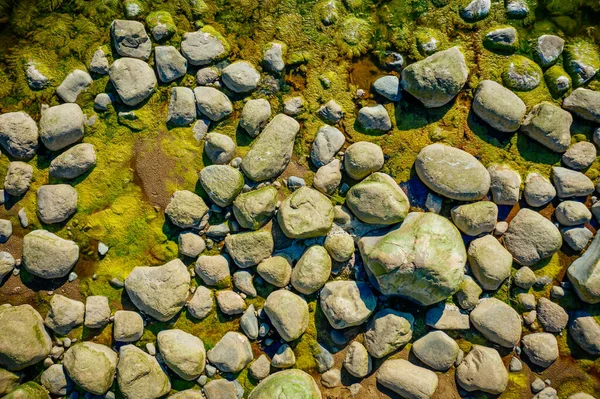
[470,298,521,348]
[456,345,508,395]
[377,359,438,399]
[248,370,320,399]
[224,230,273,268]
[425,303,470,330]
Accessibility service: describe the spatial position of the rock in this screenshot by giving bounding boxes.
[216,290,246,315]
[522,333,558,368]
[468,235,512,290]
[40,364,67,395]
[250,354,271,380]
[187,286,213,319]
[568,394,596,399]
[194,87,233,121]
[199,165,244,207]
[456,345,508,395]
[509,356,523,372]
[4,161,33,196]
[37,184,78,224]
[564,226,594,251]
[283,96,305,116]
[0,252,15,280]
[484,27,518,53]
[178,231,205,258]
[26,63,49,89]
[425,303,470,330]
[195,255,230,287]
[504,209,562,266]
[39,103,84,151]
[157,329,205,380]
[225,230,273,268]
[124,259,190,321]
[343,342,371,378]
[515,266,536,289]
[232,186,277,230]
[563,142,597,170]
[181,27,230,66]
[117,345,171,399]
[502,55,542,91]
[264,289,309,342]
[564,41,600,87]
[196,67,220,86]
[109,57,157,106]
[470,298,521,348]
[324,230,354,262]
[314,159,342,194]
[320,281,376,329]
[535,35,565,68]
[222,61,260,93]
[488,165,521,205]
[49,143,96,179]
[207,332,253,373]
[524,173,556,207]
[56,70,92,103]
[314,344,334,373]
[147,11,176,41]
[241,114,300,181]
[170,390,204,399]
[460,0,490,20]
[44,294,84,335]
[552,166,595,198]
[563,88,600,124]
[63,342,117,394]
[248,370,320,399]
[317,100,344,124]
[263,42,286,74]
[22,230,79,279]
[569,232,600,300]
[311,125,345,167]
[166,87,195,127]
[412,330,459,371]
[0,220,11,244]
[451,201,497,236]
[3,382,50,399]
[240,99,271,137]
[94,93,113,111]
[377,359,438,399]
[204,132,236,165]
[401,47,468,108]
[344,141,384,181]
[346,172,409,225]
[111,20,151,60]
[555,201,591,226]
[203,380,237,399]
[537,297,568,333]
[258,255,292,288]
[0,305,52,371]
[472,80,526,132]
[321,368,341,388]
[165,190,209,229]
[521,102,573,152]
[271,344,295,368]
[84,295,110,328]
[0,112,39,160]
[359,212,466,306]
[416,144,490,201]
[372,75,401,101]
[569,311,600,355]
[241,305,258,340]
[90,49,109,74]
[357,104,392,133]
[277,187,334,238]
[545,65,572,96]
[291,245,332,294]
[364,309,413,358]
[456,275,482,310]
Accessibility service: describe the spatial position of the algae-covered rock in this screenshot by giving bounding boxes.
[124,259,190,321]
[241,114,300,182]
[346,172,409,225]
[22,230,79,279]
[181,26,230,66]
[484,27,518,53]
[544,65,571,97]
[199,165,244,207]
[117,345,171,399]
[225,230,273,268]
[415,143,490,201]
[359,212,466,306]
[534,35,564,67]
[504,208,561,266]
[564,41,600,87]
[248,369,321,399]
[257,255,292,288]
[240,99,271,138]
[264,289,309,342]
[502,55,542,91]
[3,382,50,399]
[0,112,39,160]
[472,80,526,132]
[232,186,277,230]
[63,342,117,395]
[338,17,372,57]
[290,245,332,295]
[451,201,497,236]
[4,161,33,197]
[568,233,600,304]
[277,187,334,238]
[401,47,469,108]
[146,11,176,41]
[109,58,157,106]
[324,230,354,262]
[521,102,572,152]
[364,309,414,358]
[0,305,52,371]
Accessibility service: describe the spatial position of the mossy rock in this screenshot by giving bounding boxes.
[146,11,176,42]
[337,17,373,57]
[544,65,572,97]
[483,26,518,53]
[3,382,50,399]
[564,40,600,87]
[248,370,321,399]
[413,27,446,57]
[502,55,543,91]
[315,0,343,26]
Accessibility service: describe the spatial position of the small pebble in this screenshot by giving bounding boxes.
[98,242,109,256]
[68,272,78,282]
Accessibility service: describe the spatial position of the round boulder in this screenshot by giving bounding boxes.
[63,342,117,395]
[277,187,334,239]
[264,289,309,342]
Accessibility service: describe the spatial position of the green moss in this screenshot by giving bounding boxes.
[544,64,572,97]
[337,16,373,58]
[315,0,343,26]
[146,11,176,41]
[564,40,600,87]
[413,27,446,58]
[502,55,544,91]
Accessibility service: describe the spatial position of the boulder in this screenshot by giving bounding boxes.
[157,329,205,380]
[147,11,176,41]
[456,345,508,395]
[264,289,309,342]
[109,58,157,106]
[39,103,84,151]
[167,87,196,126]
[204,132,235,165]
[320,281,376,329]
[502,55,542,91]
[488,164,521,205]
[0,305,52,371]
[240,99,271,137]
[258,255,292,288]
[193,87,233,121]
[552,166,595,198]
[272,344,296,369]
[524,173,556,207]
[521,102,573,152]
[313,159,342,195]
[0,252,15,280]
[522,333,558,368]
[232,186,277,230]
[224,230,273,268]
[290,245,332,294]
[56,69,92,103]
[569,311,600,355]
[241,304,258,340]
[241,114,300,182]
[111,20,151,60]
[263,42,286,74]
[207,332,253,373]
[470,298,521,347]
[425,303,470,330]
[364,309,413,358]
[155,46,187,83]
[40,364,67,396]
[49,143,96,179]
[356,104,392,133]
[467,235,512,290]
[124,259,190,321]
[277,187,334,238]
[372,75,401,101]
[84,295,111,329]
[165,190,209,229]
[535,35,564,68]
[415,144,490,201]
[472,80,526,133]
[44,294,84,335]
[359,212,466,306]
[199,165,244,207]
[563,142,597,170]
[63,342,117,395]
[343,342,371,378]
[4,161,33,196]
[555,201,591,226]
[412,331,459,371]
[451,201,497,236]
[113,310,144,342]
[222,61,261,93]
[377,359,438,399]
[563,88,600,124]
[117,345,171,399]
[0,112,39,160]
[181,27,230,66]
[248,370,321,399]
[564,41,600,87]
[568,232,600,304]
[317,100,344,124]
[187,286,213,320]
[90,49,109,75]
[484,27,518,53]
[343,141,384,181]
[195,255,230,287]
[3,382,50,399]
[460,0,491,20]
[401,47,469,108]
[37,184,78,224]
[310,125,345,167]
[504,208,562,266]
[324,230,354,262]
[22,230,79,279]
[346,172,409,225]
